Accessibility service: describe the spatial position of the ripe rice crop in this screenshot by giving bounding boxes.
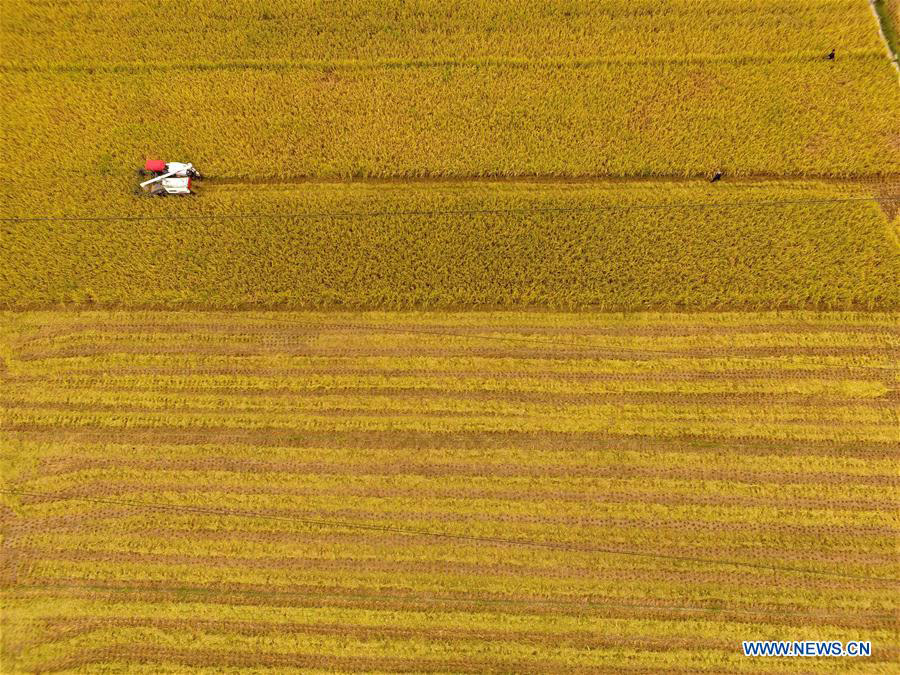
[2,311,898,671]
[2,181,898,310]
[1,0,887,64]
[3,56,898,182]
[3,2,898,671]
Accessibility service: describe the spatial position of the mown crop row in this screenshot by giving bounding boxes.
[2,311,897,671]
[1,0,885,64]
[6,608,892,674]
[3,54,898,183]
[3,182,897,310]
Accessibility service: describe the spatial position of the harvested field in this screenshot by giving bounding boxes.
[2,311,898,671]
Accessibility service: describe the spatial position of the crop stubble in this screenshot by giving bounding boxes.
[1,311,898,671]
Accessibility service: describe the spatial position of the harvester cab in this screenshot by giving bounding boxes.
[137,160,203,196]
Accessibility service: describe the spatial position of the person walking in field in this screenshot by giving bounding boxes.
[710,170,724,182]
[827,49,835,60]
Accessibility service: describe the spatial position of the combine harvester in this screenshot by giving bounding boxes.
[137,160,203,196]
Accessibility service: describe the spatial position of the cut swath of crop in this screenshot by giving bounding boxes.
[2,311,898,672]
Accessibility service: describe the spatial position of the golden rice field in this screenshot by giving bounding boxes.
[3,181,898,310]
[2,1,900,670]
[2,0,899,183]
[1,311,898,671]
[1,0,888,63]
[3,56,897,182]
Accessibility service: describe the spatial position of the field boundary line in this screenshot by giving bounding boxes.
[0,50,887,75]
[3,489,897,584]
[2,195,897,224]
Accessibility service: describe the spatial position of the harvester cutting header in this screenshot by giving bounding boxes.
[137,160,203,196]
